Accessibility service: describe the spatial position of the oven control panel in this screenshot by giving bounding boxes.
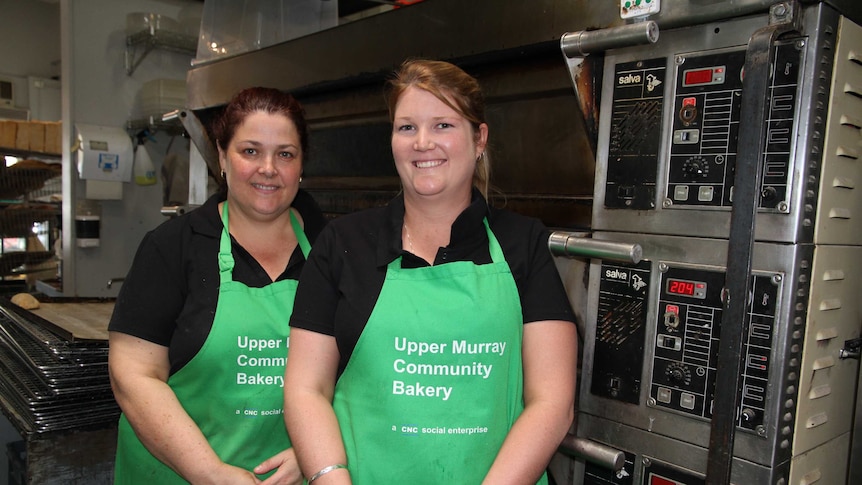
[649,265,780,433]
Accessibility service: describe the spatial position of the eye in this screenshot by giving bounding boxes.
[436,122,453,129]
[243,148,257,155]
[396,124,415,132]
[279,150,295,159]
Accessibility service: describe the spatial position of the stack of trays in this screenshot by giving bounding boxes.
[0,300,118,436]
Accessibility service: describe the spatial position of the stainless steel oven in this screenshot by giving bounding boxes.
[560,3,862,483]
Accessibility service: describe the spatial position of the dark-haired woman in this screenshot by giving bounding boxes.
[109,87,326,484]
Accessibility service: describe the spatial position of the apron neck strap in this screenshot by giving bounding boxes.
[484,218,504,263]
[218,201,234,283]
[290,210,312,258]
[219,201,312,283]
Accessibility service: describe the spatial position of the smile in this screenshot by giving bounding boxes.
[414,160,445,169]
[252,183,279,191]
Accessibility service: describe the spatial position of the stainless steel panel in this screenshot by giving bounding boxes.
[575,413,778,484]
[185,0,620,111]
[184,0,860,112]
[590,6,840,243]
[578,232,806,468]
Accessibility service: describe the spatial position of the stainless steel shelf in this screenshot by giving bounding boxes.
[125,29,196,76]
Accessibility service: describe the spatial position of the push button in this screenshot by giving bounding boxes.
[697,186,714,201]
[657,387,672,403]
[680,392,696,409]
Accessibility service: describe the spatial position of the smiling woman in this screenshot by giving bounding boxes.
[284,59,578,485]
[390,86,486,217]
[108,87,326,485]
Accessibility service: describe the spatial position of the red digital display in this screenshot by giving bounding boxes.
[682,65,727,87]
[668,279,696,296]
[666,278,706,299]
[684,68,714,86]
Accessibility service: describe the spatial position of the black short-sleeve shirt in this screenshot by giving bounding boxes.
[290,191,576,374]
[108,190,327,374]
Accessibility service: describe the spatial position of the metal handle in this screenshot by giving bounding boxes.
[161,205,197,217]
[558,435,625,472]
[706,3,802,484]
[561,21,659,58]
[161,109,181,122]
[106,277,125,289]
[549,231,642,264]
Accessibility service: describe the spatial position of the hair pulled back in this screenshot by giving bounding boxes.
[212,87,309,157]
[384,59,490,198]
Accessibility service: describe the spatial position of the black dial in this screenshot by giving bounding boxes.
[665,362,692,386]
[682,156,709,179]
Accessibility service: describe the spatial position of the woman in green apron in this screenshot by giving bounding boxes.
[108,87,325,484]
[285,60,579,484]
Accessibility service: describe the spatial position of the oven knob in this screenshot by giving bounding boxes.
[761,186,777,201]
[682,157,709,179]
[665,362,691,385]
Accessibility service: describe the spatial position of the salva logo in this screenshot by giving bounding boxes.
[618,73,642,85]
[605,268,629,281]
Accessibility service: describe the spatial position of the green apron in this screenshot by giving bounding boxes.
[333,220,548,485]
[114,201,310,484]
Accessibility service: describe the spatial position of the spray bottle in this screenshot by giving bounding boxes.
[134,130,157,186]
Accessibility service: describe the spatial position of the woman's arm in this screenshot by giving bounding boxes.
[283,328,351,484]
[108,331,261,484]
[483,320,578,485]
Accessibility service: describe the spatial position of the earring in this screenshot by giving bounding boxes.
[299,176,303,184]
[221,170,226,180]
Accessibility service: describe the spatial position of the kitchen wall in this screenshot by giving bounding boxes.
[1,1,198,475]
[3,0,198,298]
[0,0,60,109]
[60,0,197,297]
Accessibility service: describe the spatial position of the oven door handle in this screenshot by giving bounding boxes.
[558,434,626,474]
[549,231,643,264]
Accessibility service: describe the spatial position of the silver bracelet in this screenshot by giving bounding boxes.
[307,464,348,483]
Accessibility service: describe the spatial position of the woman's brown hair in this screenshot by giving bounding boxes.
[384,59,490,198]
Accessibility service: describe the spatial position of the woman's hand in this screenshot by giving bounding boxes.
[256,448,303,485]
[482,320,578,484]
[109,332,266,484]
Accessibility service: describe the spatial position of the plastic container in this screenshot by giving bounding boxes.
[194,0,338,64]
[75,199,101,248]
[137,79,186,118]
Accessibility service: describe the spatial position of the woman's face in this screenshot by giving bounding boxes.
[219,111,303,220]
[391,86,487,201]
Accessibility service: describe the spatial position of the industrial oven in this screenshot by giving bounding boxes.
[556,2,862,484]
[181,1,861,484]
